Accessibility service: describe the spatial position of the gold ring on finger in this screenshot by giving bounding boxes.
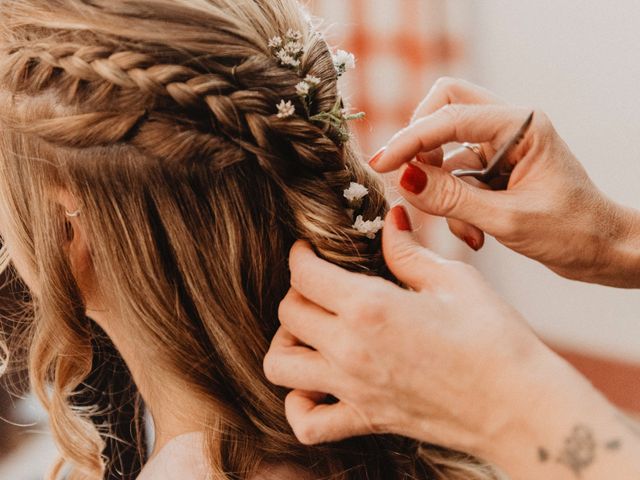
[461,142,488,168]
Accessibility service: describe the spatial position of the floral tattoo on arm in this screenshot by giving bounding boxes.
[537,424,623,478]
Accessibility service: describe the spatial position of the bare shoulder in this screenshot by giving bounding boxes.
[249,463,316,480]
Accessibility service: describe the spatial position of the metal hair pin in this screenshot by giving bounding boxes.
[451,111,534,190]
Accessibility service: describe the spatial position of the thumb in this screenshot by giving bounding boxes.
[398,162,505,233]
[382,206,447,291]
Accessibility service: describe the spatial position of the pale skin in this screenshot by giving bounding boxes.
[263,78,640,479]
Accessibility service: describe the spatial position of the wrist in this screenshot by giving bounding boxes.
[591,201,640,288]
[476,345,627,479]
[472,345,577,463]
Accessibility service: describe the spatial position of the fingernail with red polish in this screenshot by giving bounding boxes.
[463,235,480,251]
[368,147,386,167]
[391,206,412,231]
[400,164,427,194]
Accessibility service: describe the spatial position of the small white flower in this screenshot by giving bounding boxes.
[286,29,303,41]
[304,74,321,85]
[343,182,369,203]
[269,31,304,70]
[276,100,295,118]
[352,215,384,239]
[268,36,283,48]
[276,50,301,67]
[284,40,304,55]
[333,49,356,75]
[296,81,310,96]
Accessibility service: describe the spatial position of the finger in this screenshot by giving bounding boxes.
[441,147,491,249]
[382,205,450,291]
[263,344,336,393]
[397,161,509,234]
[289,240,375,315]
[372,78,501,170]
[416,147,444,167]
[442,145,489,173]
[285,390,370,445]
[371,104,530,173]
[278,288,340,351]
[447,217,485,251]
[411,77,504,123]
[270,325,303,349]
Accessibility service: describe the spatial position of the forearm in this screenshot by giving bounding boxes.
[577,202,640,288]
[477,348,640,479]
[594,203,640,288]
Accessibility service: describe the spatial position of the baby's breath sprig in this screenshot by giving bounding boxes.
[353,215,385,239]
[266,30,381,239]
[268,31,363,144]
[295,74,321,99]
[333,49,356,77]
[343,182,384,239]
[343,181,368,215]
[269,30,305,71]
[276,100,295,118]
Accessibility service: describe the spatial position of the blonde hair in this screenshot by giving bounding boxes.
[0,1,501,479]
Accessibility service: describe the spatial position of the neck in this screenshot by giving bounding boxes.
[86,307,205,457]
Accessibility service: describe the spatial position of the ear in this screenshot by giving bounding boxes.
[55,189,98,308]
[56,189,84,244]
[56,189,82,222]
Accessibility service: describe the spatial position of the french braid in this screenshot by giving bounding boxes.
[6,36,387,272]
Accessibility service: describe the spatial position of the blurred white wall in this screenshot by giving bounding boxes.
[463,0,640,362]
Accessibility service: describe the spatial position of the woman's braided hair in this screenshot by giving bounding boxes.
[0,1,500,479]
[5,7,386,271]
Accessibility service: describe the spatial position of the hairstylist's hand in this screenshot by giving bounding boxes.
[370,78,640,288]
[263,208,640,480]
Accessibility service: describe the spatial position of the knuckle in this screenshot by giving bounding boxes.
[433,76,458,93]
[331,335,354,366]
[277,293,294,326]
[288,262,310,292]
[438,103,460,122]
[294,420,322,445]
[493,200,523,237]
[347,285,390,322]
[262,352,280,382]
[531,108,553,133]
[333,351,366,384]
[432,175,465,216]
[339,339,371,374]
[387,241,423,272]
